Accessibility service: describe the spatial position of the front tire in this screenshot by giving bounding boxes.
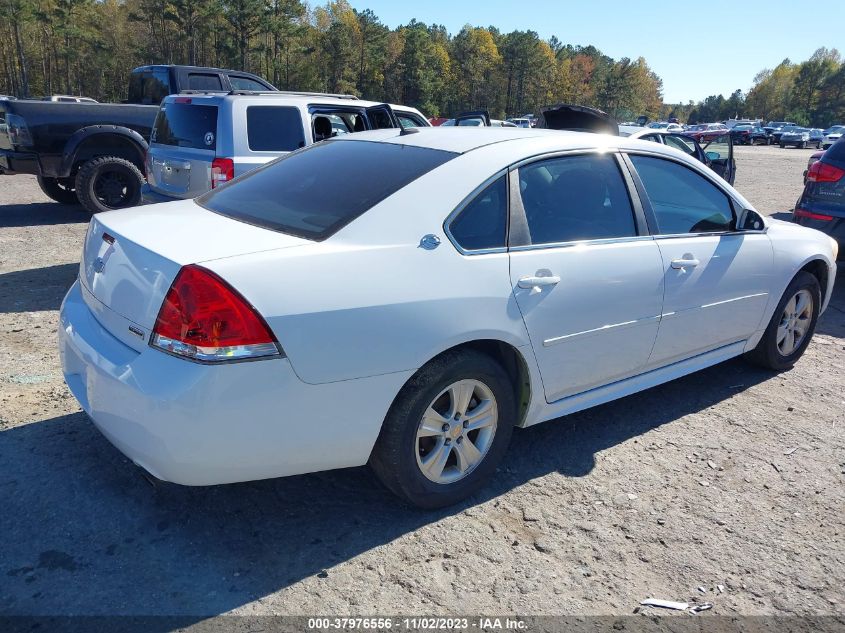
[36,175,79,205]
[74,156,143,214]
[745,271,821,370]
[370,350,516,509]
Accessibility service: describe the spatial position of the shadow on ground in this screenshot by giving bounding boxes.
[0,263,78,313]
[0,199,87,228]
[0,355,787,623]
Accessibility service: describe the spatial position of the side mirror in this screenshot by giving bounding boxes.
[705,151,720,161]
[738,209,765,231]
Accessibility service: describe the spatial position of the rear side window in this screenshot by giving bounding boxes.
[630,155,734,234]
[198,140,456,241]
[152,103,218,150]
[188,73,223,91]
[128,69,171,105]
[448,176,508,251]
[246,106,305,151]
[230,76,268,91]
[518,153,637,244]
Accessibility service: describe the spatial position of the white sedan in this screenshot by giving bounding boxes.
[59,128,838,508]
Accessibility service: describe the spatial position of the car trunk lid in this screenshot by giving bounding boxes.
[79,200,309,340]
[537,104,619,135]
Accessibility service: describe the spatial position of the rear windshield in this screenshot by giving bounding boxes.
[826,137,845,163]
[197,140,457,240]
[151,102,218,150]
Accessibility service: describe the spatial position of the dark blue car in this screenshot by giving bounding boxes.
[794,137,845,258]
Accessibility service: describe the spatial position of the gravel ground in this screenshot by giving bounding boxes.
[0,145,843,622]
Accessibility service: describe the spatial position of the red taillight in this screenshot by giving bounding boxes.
[211,158,234,188]
[794,208,833,222]
[151,265,281,362]
[173,97,193,104]
[807,161,845,183]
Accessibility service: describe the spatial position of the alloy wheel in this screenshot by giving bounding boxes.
[415,379,498,484]
[777,289,813,356]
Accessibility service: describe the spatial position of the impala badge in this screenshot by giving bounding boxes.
[93,257,106,273]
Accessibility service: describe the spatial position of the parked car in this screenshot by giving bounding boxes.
[769,124,800,145]
[804,149,825,183]
[507,117,533,128]
[780,127,824,149]
[441,112,517,127]
[142,92,429,204]
[729,124,755,145]
[748,126,772,145]
[619,126,735,184]
[59,127,837,508]
[0,65,277,213]
[647,121,683,132]
[41,95,98,103]
[793,137,845,257]
[684,123,729,143]
[822,125,844,149]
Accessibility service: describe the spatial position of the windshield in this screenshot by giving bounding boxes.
[198,140,457,241]
[648,122,669,129]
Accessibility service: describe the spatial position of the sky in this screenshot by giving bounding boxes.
[345,0,844,104]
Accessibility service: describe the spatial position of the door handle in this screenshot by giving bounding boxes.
[670,258,700,269]
[518,275,561,289]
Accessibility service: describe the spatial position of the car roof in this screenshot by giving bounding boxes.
[329,126,680,158]
[161,92,423,113]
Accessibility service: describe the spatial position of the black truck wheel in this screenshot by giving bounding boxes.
[75,156,143,214]
[36,176,79,205]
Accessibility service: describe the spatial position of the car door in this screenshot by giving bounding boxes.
[508,152,665,403]
[700,134,734,184]
[365,104,400,129]
[454,110,491,126]
[626,153,773,368]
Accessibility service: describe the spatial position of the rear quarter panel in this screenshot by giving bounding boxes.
[202,150,535,385]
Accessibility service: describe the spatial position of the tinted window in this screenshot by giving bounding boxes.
[152,103,218,150]
[246,106,305,151]
[130,70,171,104]
[826,137,845,162]
[188,73,223,91]
[230,76,268,91]
[518,153,637,245]
[198,140,456,241]
[449,176,507,251]
[368,108,395,129]
[630,155,734,234]
[397,112,426,128]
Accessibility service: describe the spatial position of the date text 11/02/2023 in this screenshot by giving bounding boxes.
[307,617,527,630]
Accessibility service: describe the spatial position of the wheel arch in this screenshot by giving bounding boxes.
[799,257,832,307]
[401,338,534,428]
[61,126,148,177]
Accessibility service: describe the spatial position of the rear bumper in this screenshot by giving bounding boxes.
[59,280,409,485]
[0,148,40,175]
[140,183,183,205]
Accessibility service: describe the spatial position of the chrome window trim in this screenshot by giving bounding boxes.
[442,169,510,256]
[509,146,620,171]
[508,234,655,252]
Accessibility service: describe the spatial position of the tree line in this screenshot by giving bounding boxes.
[0,0,664,119]
[661,48,845,127]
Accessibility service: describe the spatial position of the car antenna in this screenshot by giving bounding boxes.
[400,127,419,135]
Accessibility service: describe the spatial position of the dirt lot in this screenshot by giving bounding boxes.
[0,145,843,622]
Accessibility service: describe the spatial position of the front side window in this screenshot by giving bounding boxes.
[518,153,637,245]
[448,175,507,251]
[198,140,457,241]
[246,106,305,151]
[630,155,734,234]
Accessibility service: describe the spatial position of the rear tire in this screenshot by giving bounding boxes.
[800,141,807,149]
[370,350,516,509]
[74,156,143,214]
[744,271,821,371]
[36,175,78,205]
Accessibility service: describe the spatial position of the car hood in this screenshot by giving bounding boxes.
[537,104,619,135]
